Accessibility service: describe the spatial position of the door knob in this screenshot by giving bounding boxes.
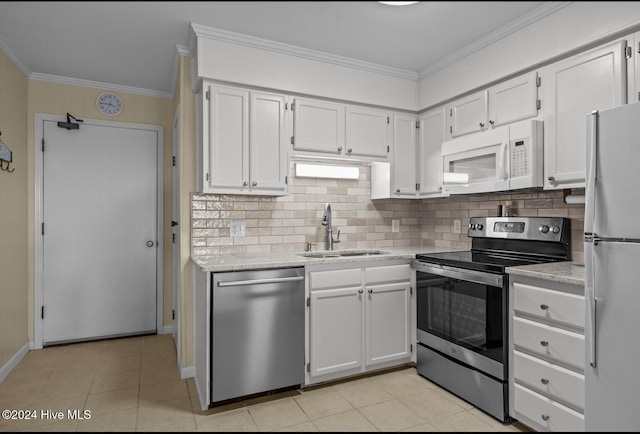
[146,241,155,248]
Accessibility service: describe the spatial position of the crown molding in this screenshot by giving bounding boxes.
[418,1,573,79]
[0,37,31,78]
[29,73,173,99]
[190,23,418,81]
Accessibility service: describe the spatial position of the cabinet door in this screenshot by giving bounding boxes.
[419,107,446,197]
[249,92,288,194]
[449,90,488,137]
[392,114,418,197]
[205,85,249,192]
[365,281,411,367]
[292,98,344,154]
[489,71,539,128]
[345,106,390,158]
[541,39,627,190]
[309,287,363,378]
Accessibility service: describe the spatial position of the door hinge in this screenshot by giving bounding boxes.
[626,45,632,59]
[172,156,176,167]
[410,344,413,353]
[41,222,44,236]
[285,102,288,110]
[637,91,640,102]
[172,309,175,320]
[205,172,210,182]
[306,297,310,307]
[387,116,390,124]
[415,122,420,129]
[291,136,295,145]
[285,176,288,185]
[387,145,390,153]
[291,102,295,111]
[536,75,541,87]
[205,90,210,100]
[306,362,310,372]
[415,183,419,191]
[637,41,640,53]
[449,108,452,117]
[41,306,45,319]
[536,99,541,110]
[41,138,45,152]
[172,233,175,244]
[449,126,452,134]
[410,286,413,296]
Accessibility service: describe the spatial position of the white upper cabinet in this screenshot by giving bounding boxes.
[200,83,288,195]
[345,106,391,158]
[292,97,345,155]
[392,114,418,197]
[540,38,628,190]
[448,72,539,138]
[418,107,447,197]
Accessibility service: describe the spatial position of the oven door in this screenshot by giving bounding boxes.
[415,261,507,381]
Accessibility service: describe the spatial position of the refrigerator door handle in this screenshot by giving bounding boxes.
[585,111,598,236]
[586,240,597,368]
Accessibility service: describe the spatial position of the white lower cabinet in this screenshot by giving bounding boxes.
[509,274,585,432]
[306,261,414,384]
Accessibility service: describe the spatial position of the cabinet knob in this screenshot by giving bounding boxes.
[489,120,495,125]
[243,181,249,187]
[252,181,258,186]
[541,415,550,422]
[540,340,549,347]
[541,378,549,385]
[547,176,556,182]
[347,148,352,153]
[479,122,485,128]
[540,304,549,310]
[358,289,363,294]
[438,186,442,191]
[395,188,401,193]
[368,289,373,294]
[337,146,343,152]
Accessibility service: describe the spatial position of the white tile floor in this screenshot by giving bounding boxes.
[0,334,534,432]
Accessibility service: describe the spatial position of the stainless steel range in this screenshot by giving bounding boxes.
[414,216,570,422]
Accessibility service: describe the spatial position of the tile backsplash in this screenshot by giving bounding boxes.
[191,164,585,262]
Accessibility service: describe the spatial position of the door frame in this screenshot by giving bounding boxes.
[172,105,181,359]
[33,113,164,349]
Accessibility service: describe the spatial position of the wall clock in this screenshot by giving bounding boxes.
[96,92,123,116]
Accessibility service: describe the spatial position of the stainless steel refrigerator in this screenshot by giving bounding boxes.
[585,101,640,431]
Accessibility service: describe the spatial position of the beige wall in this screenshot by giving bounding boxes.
[25,80,175,342]
[0,50,29,369]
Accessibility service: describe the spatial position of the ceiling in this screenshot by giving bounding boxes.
[0,1,556,98]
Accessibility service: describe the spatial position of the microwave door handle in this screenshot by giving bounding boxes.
[499,142,508,180]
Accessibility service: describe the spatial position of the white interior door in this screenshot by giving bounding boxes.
[42,119,158,344]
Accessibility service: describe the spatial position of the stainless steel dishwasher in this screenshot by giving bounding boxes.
[211,267,305,404]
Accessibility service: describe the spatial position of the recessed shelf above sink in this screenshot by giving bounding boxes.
[298,250,389,258]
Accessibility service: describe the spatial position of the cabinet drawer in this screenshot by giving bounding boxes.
[310,268,361,290]
[513,317,584,371]
[513,281,585,328]
[514,350,585,410]
[365,264,410,285]
[514,384,584,432]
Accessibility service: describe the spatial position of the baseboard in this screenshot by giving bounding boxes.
[0,342,30,383]
[161,325,173,335]
[180,362,196,379]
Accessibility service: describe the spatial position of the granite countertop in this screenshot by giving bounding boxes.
[505,261,585,286]
[191,246,457,272]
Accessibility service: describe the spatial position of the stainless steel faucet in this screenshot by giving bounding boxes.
[321,203,340,250]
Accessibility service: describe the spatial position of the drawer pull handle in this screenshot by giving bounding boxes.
[541,378,549,385]
[540,340,549,347]
[540,304,549,310]
[541,415,550,421]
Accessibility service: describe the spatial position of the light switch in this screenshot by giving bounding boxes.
[392,219,400,233]
[230,220,246,237]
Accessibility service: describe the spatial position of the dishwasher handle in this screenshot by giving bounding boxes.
[217,275,304,287]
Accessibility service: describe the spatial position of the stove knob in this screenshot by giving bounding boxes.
[476,223,483,230]
[469,223,476,230]
[552,225,561,234]
[539,225,550,234]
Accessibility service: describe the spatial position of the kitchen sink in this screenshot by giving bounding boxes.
[298,250,389,258]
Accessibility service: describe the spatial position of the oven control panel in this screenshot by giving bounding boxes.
[468,217,568,242]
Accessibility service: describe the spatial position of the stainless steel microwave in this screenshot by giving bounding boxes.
[441,120,543,195]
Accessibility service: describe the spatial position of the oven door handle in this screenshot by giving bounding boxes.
[414,262,503,287]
